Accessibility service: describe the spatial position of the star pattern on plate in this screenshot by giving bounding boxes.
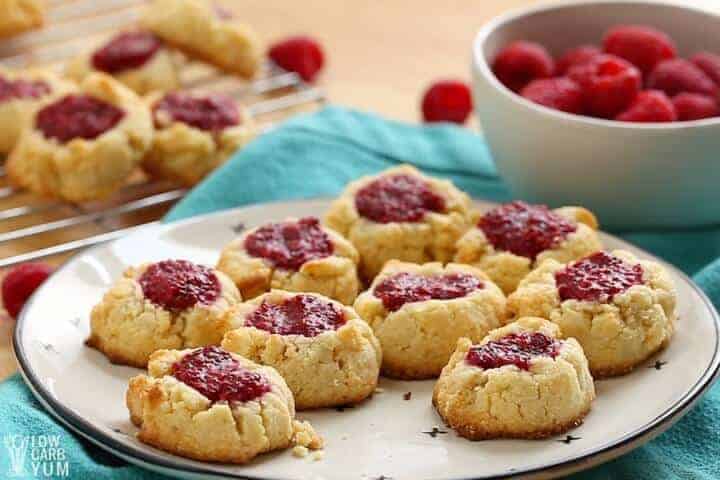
[422,427,448,438]
[650,360,667,370]
[231,222,246,234]
[558,435,581,444]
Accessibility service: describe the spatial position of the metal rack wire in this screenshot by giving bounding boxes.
[0,0,326,268]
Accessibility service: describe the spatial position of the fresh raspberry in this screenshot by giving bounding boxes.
[520,77,583,114]
[421,80,472,123]
[556,45,601,74]
[647,59,716,96]
[603,24,676,74]
[615,90,677,122]
[568,54,641,118]
[672,92,718,121]
[2,263,53,319]
[492,41,554,92]
[691,52,720,85]
[268,35,324,82]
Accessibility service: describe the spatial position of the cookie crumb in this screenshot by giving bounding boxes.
[292,446,309,458]
[374,387,385,394]
[292,420,324,450]
[311,450,324,461]
[403,391,412,400]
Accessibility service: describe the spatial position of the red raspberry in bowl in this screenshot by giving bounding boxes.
[520,77,583,114]
[647,59,716,97]
[615,90,677,123]
[672,93,718,121]
[492,41,554,93]
[268,35,324,83]
[421,80,472,124]
[556,45,601,75]
[2,262,54,319]
[568,54,641,118]
[602,24,676,75]
[691,52,720,85]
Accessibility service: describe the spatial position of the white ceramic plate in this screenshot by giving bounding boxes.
[14,199,720,480]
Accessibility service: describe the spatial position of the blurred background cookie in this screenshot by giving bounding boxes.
[65,30,181,95]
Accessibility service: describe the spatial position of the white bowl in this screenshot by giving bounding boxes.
[472,0,720,229]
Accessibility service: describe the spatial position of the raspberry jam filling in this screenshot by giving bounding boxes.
[246,294,346,337]
[92,31,162,73]
[373,272,483,312]
[555,251,644,303]
[466,332,560,371]
[139,259,220,312]
[355,174,446,223]
[153,92,240,131]
[0,75,50,103]
[479,201,577,260]
[36,95,125,143]
[244,217,333,271]
[172,346,271,403]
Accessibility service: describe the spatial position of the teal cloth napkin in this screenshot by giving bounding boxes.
[1,105,719,479]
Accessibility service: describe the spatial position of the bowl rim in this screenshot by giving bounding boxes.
[473,0,720,130]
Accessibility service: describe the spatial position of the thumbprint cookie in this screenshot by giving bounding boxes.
[66,30,181,95]
[354,261,506,379]
[433,317,595,440]
[324,165,475,281]
[87,259,241,367]
[221,290,382,410]
[0,0,44,38]
[217,217,360,305]
[507,250,677,377]
[142,90,255,186]
[0,67,74,154]
[127,346,322,463]
[6,73,153,202]
[454,201,602,295]
[141,0,262,78]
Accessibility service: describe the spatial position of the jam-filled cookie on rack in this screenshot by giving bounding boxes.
[141,0,262,78]
[66,30,181,95]
[0,0,45,38]
[454,201,602,295]
[142,90,255,186]
[433,317,595,440]
[324,165,475,281]
[127,346,322,463]
[6,73,153,202]
[217,217,360,305]
[88,259,242,367]
[507,250,677,377]
[0,67,74,154]
[221,290,382,410]
[354,261,506,379]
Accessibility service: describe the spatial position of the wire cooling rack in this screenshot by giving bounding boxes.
[0,0,326,268]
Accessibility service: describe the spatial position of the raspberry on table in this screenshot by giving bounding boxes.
[602,24,676,74]
[421,80,472,123]
[615,90,677,122]
[520,77,584,114]
[268,35,324,83]
[672,92,718,121]
[691,52,720,85]
[2,262,53,319]
[556,45,602,75]
[568,54,641,118]
[491,41,554,93]
[647,58,717,97]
